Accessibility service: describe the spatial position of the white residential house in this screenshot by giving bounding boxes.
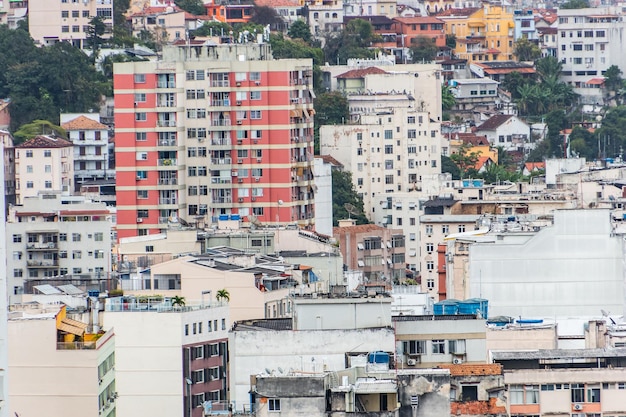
[14,135,74,204]
[61,114,113,189]
[475,114,531,152]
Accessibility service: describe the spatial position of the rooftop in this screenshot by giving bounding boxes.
[233,318,293,331]
[492,347,626,361]
[393,16,445,24]
[438,363,502,376]
[436,7,480,17]
[15,135,73,149]
[336,67,388,79]
[61,115,108,131]
[477,114,514,130]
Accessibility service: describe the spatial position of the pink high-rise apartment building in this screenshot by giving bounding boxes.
[114,43,315,239]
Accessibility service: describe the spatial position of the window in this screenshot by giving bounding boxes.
[268,399,281,411]
[59,233,67,242]
[384,130,393,139]
[587,386,600,402]
[44,150,52,157]
[571,383,585,402]
[425,225,433,234]
[26,165,33,173]
[26,150,33,158]
[62,10,69,18]
[83,10,90,17]
[250,91,261,100]
[62,26,70,32]
[72,233,81,242]
[135,112,147,121]
[448,340,465,354]
[72,250,82,259]
[45,181,52,189]
[426,261,434,271]
[458,225,466,233]
[510,385,524,404]
[145,245,154,253]
[432,340,445,354]
[137,190,148,199]
[526,385,539,403]
[96,8,112,18]
[250,110,262,119]
[426,243,434,253]
[404,340,426,355]
[136,132,147,141]
[134,74,146,83]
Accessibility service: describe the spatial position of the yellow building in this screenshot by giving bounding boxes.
[439,3,514,63]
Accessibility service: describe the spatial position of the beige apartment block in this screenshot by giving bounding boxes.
[28,0,113,48]
[14,135,74,203]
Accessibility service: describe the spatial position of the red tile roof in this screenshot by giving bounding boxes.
[16,135,73,149]
[438,363,502,376]
[475,155,493,170]
[454,133,490,146]
[333,224,389,233]
[336,67,388,79]
[61,115,108,131]
[435,7,480,17]
[477,114,513,131]
[393,16,445,24]
[524,162,545,171]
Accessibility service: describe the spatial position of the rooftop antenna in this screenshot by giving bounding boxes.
[344,203,360,219]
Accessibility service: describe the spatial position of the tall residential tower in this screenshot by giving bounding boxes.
[114,43,316,239]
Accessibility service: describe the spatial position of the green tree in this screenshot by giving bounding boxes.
[568,125,598,159]
[501,71,531,100]
[332,170,369,225]
[450,144,481,178]
[561,0,590,8]
[323,19,377,64]
[409,36,438,63]
[605,65,623,94]
[442,84,456,111]
[250,5,282,27]
[513,37,541,62]
[596,106,626,158]
[536,56,563,82]
[13,120,66,144]
[441,155,461,180]
[545,109,569,158]
[175,0,205,15]
[171,295,186,307]
[288,19,311,43]
[216,289,230,302]
[269,33,324,92]
[101,53,148,80]
[445,34,456,49]
[86,16,107,64]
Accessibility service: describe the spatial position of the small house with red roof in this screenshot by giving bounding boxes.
[475,114,531,152]
[335,67,389,94]
[523,161,545,176]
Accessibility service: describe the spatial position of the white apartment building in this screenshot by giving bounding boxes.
[14,135,74,204]
[306,0,344,37]
[0,0,27,29]
[8,304,116,417]
[61,113,113,189]
[6,193,113,303]
[28,0,113,48]
[343,0,397,17]
[312,156,334,236]
[320,97,443,220]
[102,300,229,417]
[557,8,626,102]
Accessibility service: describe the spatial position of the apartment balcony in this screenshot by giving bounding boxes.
[212,197,233,205]
[211,158,232,166]
[210,80,230,88]
[211,177,232,184]
[158,216,170,224]
[158,197,178,205]
[212,138,231,147]
[158,138,177,147]
[26,260,59,268]
[158,158,177,166]
[158,177,178,186]
[156,100,177,108]
[26,242,58,251]
[157,120,177,128]
[210,99,231,107]
[157,81,176,88]
[211,119,231,127]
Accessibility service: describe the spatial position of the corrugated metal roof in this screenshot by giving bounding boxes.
[57,284,84,295]
[33,284,62,295]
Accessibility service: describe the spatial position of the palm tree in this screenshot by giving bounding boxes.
[441,85,456,111]
[171,295,186,307]
[216,289,230,303]
[535,56,563,83]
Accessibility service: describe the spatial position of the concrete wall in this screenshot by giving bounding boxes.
[469,209,624,318]
[486,326,558,352]
[397,371,450,417]
[293,298,393,330]
[230,328,395,412]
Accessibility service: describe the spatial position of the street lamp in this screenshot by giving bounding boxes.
[185,377,193,417]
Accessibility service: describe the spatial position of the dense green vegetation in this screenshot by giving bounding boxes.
[332,170,370,225]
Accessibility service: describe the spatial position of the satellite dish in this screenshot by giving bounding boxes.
[248,215,263,229]
[277,367,284,374]
[601,309,609,317]
[344,203,360,219]
[278,199,284,205]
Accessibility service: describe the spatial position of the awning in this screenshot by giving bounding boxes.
[587,78,605,85]
[58,317,88,336]
[33,284,61,295]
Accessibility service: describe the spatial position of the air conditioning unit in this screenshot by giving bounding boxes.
[238,178,243,183]
[452,358,463,365]
[238,198,244,203]
[253,139,259,144]
[255,81,261,85]
[136,176,143,180]
[573,404,583,411]
[237,120,243,125]
[237,158,243,164]
[237,139,243,145]
[236,101,242,106]
[136,218,143,223]
[232,171,238,176]
[236,82,241,87]
[407,359,417,366]
[251,197,256,202]
[257,158,262,163]
[255,177,260,182]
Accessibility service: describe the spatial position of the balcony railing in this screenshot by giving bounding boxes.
[27,260,59,267]
[158,159,177,166]
[212,138,231,146]
[157,100,176,107]
[211,99,231,107]
[157,120,177,127]
[211,158,232,165]
[211,177,232,184]
[158,138,177,147]
[158,178,177,185]
[26,242,58,250]
[212,197,232,204]
[57,341,96,350]
[212,119,231,126]
[211,80,229,87]
[159,197,177,205]
[157,81,176,88]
